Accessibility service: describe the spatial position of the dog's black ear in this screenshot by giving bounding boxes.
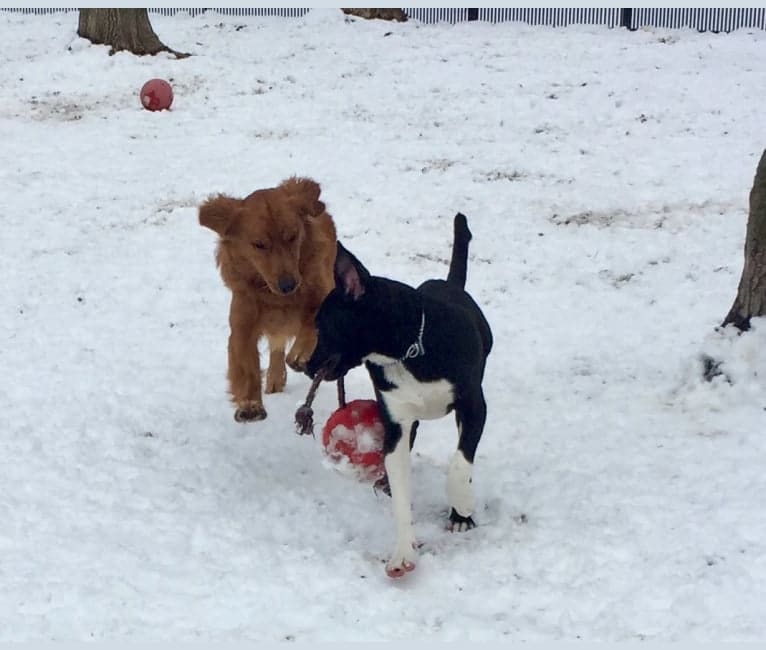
[334,241,370,300]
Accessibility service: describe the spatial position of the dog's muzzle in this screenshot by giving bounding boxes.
[277,275,298,295]
[308,353,342,381]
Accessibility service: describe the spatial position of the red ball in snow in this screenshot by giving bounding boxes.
[322,399,385,480]
[140,78,173,111]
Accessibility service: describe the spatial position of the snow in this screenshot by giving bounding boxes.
[2,8,766,641]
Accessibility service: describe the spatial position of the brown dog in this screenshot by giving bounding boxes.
[199,177,337,422]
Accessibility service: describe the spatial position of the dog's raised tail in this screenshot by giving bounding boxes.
[447,212,472,288]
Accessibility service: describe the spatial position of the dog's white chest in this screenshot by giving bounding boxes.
[365,354,455,421]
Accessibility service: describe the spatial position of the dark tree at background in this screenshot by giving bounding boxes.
[722,149,766,331]
[341,8,408,21]
[703,149,766,382]
[77,9,189,58]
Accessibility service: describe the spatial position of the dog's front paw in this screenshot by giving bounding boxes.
[447,508,476,532]
[286,336,313,373]
[234,401,267,422]
[285,355,307,373]
[385,542,417,579]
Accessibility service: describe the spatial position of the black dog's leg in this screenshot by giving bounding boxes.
[409,420,419,450]
[374,420,419,497]
[381,418,418,578]
[448,390,487,532]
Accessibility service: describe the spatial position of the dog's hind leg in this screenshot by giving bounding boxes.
[265,334,288,394]
[447,390,487,532]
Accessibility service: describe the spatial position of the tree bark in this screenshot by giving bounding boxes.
[77,9,189,58]
[341,8,408,22]
[722,149,766,331]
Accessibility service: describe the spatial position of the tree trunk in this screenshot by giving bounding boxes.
[722,149,766,331]
[77,9,189,58]
[341,8,408,22]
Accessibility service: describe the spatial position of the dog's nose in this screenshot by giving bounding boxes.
[278,276,297,295]
[315,354,342,381]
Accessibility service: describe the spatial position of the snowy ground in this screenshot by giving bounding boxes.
[1,8,765,641]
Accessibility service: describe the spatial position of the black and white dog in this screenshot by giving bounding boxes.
[306,213,493,578]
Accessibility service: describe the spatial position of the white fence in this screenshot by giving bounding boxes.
[3,8,766,32]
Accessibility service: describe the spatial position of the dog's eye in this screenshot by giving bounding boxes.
[286,233,297,244]
[252,241,267,250]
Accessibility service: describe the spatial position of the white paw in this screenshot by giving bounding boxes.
[385,542,417,578]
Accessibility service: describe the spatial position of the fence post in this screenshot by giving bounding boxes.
[620,8,635,30]
[467,8,478,21]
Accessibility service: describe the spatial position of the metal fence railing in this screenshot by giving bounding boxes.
[627,7,766,32]
[402,8,472,24]
[474,8,622,27]
[147,7,309,18]
[2,8,766,33]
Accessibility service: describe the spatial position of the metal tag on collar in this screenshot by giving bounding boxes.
[404,341,423,360]
[403,311,426,360]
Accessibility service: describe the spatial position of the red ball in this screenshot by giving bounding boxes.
[140,78,173,111]
[322,399,385,480]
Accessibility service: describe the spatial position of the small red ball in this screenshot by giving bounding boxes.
[322,399,385,480]
[140,78,173,111]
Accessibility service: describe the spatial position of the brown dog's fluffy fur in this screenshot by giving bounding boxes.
[199,177,337,422]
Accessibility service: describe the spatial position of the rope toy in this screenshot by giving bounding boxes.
[294,373,346,436]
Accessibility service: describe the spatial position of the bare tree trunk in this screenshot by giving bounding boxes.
[722,149,766,331]
[341,8,408,22]
[77,9,190,58]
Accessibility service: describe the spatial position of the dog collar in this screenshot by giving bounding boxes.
[402,311,426,361]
